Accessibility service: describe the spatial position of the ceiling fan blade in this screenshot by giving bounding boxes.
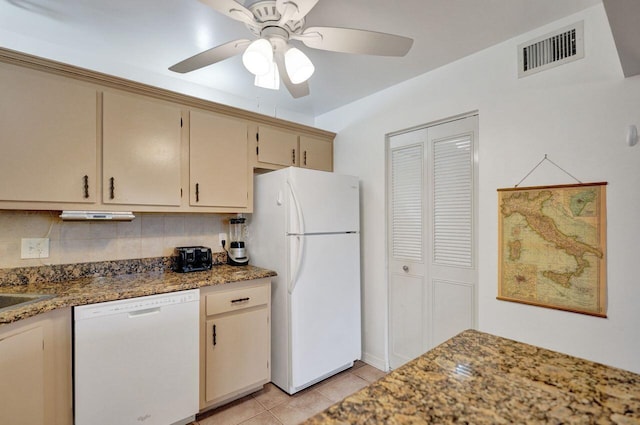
[274,49,310,98]
[276,0,319,21]
[169,39,250,73]
[297,27,413,56]
[198,0,255,26]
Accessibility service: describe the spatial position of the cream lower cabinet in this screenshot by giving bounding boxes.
[0,62,97,204]
[200,279,271,411]
[190,110,250,209]
[0,308,72,425]
[102,90,182,206]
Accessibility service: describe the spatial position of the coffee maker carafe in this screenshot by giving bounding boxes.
[226,217,249,266]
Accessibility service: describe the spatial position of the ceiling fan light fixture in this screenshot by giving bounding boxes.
[255,60,280,90]
[284,47,314,84]
[242,38,273,76]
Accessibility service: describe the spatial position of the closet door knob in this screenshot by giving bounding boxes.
[402,265,409,272]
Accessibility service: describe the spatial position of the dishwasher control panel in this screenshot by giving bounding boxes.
[74,289,199,320]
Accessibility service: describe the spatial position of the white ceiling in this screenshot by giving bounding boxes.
[0,0,603,119]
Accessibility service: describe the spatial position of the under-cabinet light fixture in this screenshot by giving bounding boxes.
[59,211,135,221]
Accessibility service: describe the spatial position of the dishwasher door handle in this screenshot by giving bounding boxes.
[128,307,161,318]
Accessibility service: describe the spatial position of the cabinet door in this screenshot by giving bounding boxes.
[205,308,269,404]
[0,63,97,203]
[190,110,249,208]
[257,126,298,167]
[103,91,182,206]
[0,326,45,425]
[299,136,333,171]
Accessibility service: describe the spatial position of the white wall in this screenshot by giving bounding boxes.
[317,4,640,374]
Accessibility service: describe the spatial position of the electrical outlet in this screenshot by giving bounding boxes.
[21,238,50,259]
[218,233,227,247]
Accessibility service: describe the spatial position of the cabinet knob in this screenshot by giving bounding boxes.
[402,265,409,272]
[83,175,89,199]
[109,177,115,200]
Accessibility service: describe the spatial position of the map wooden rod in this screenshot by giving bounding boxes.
[496,296,607,318]
[497,181,608,192]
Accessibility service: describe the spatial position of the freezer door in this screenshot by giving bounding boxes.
[289,233,361,390]
[287,168,359,234]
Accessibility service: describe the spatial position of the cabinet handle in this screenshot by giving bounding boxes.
[231,297,250,304]
[303,151,307,166]
[212,324,217,346]
[83,175,89,199]
[292,148,296,165]
[195,183,200,203]
[109,177,115,200]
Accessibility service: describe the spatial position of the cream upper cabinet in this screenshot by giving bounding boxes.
[256,126,299,167]
[190,110,249,208]
[0,63,97,203]
[103,91,182,206]
[0,52,335,212]
[299,135,333,172]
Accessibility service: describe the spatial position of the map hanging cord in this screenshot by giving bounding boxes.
[514,154,583,188]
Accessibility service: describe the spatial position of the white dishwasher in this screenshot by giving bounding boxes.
[74,289,199,425]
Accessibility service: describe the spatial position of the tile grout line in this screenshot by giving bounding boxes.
[263,410,285,425]
[196,363,386,425]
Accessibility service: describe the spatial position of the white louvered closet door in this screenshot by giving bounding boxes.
[428,116,477,348]
[388,116,477,369]
[388,129,427,369]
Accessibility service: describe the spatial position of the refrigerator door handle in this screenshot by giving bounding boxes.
[288,235,305,294]
[286,179,305,234]
[287,179,306,294]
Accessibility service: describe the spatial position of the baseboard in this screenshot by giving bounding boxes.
[362,352,388,372]
[171,415,195,425]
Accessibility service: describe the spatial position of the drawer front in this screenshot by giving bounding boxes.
[206,285,269,316]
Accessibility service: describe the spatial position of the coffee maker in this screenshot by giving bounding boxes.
[225,216,249,266]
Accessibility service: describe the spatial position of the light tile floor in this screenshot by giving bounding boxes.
[194,361,386,425]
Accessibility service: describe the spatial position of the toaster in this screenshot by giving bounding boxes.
[175,246,213,273]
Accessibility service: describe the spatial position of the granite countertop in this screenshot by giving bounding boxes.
[304,329,640,425]
[0,261,276,325]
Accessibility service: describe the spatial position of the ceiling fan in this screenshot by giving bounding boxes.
[169,0,414,98]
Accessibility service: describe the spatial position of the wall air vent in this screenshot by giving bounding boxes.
[518,21,584,78]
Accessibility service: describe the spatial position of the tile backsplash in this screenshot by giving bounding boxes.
[0,211,229,268]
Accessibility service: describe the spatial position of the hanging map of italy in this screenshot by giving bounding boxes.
[497,182,607,317]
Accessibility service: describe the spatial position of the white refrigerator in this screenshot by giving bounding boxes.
[250,167,361,394]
